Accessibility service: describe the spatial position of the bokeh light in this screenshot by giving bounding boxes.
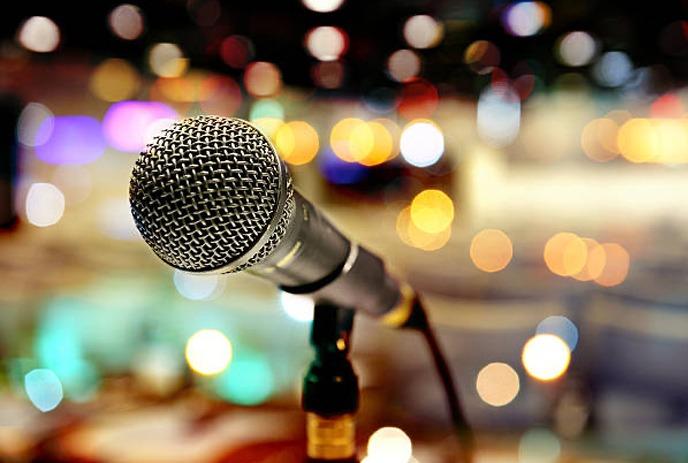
[198,75,243,116]
[17,102,54,147]
[302,0,345,13]
[522,334,571,381]
[397,79,439,119]
[35,116,106,165]
[536,316,579,351]
[594,243,630,287]
[366,427,412,463]
[280,291,315,322]
[108,4,145,40]
[359,120,395,166]
[400,119,444,167]
[312,61,346,89]
[306,26,348,61]
[330,118,372,163]
[149,43,188,78]
[580,118,620,162]
[26,183,65,227]
[396,206,452,251]
[173,270,221,300]
[185,329,233,376]
[557,31,596,67]
[319,148,368,185]
[593,51,633,87]
[214,351,274,406]
[617,118,688,164]
[220,35,255,69]
[403,15,443,49]
[387,49,421,83]
[518,428,561,463]
[464,40,500,75]
[470,229,513,273]
[24,369,63,412]
[651,93,684,118]
[102,101,178,152]
[17,16,60,53]
[476,362,520,407]
[244,61,282,97]
[252,117,285,140]
[477,84,521,147]
[502,2,551,37]
[543,232,588,277]
[363,87,399,114]
[89,58,141,102]
[571,238,606,282]
[249,99,284,121]
[410,189,454,234]
[275,121,320,165]
[519,428,561,463]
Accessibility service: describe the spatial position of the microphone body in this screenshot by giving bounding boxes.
[129,116,408,320]
[253,191,403,317]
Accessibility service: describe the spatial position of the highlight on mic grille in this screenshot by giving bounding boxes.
[129,115,295,273]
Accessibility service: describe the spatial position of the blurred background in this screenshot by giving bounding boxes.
[1,0,688,462]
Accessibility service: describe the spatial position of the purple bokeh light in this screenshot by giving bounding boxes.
[35,116,106,165]
[318,149,368,185]
[102,101,179,152]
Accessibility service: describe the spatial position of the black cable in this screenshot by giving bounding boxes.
[408,298,475,463]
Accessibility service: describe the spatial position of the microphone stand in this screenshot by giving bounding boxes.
[302,302,359,463]
[301,297,474,463]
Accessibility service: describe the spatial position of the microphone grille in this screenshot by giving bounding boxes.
[129,115,294,273]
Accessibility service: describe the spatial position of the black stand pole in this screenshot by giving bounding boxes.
[302,303,359,463]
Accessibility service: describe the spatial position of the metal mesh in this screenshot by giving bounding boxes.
[129,115,293,272]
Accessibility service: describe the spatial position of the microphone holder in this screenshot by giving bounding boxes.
[302,302,359,463]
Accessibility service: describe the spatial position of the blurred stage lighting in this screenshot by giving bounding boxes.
[400,120,444,167]
[403,15,443,49]
[24,369,63,412]
[557,31,596,67]
[477,85,521,148]
[387,49,421,83]
[410,189,454,234]
[536,316,579,351]
[366,427,413,463]
[244,62,282,97]
[18,16,60,53]
[173,270,221,301]
[470,229,513,273]
[17,102,54,147]
[275,121,320,166]
[220,35,255,69]
[36,115,106,165]
[519,428,561,463]
[148,43,188,78]
[185,329,233,376]
[522,334,571,381]
[302,0,345,13]
[26,183,65,227]
[108,4,145,40]
[305,26,348,61]
[476,362,520,407]
[593,51,633,87]
[280,292,315,322]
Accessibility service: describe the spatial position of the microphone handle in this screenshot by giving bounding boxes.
[253,192,403,318]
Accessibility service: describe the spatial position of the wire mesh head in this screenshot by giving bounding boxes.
[129,116,294,273]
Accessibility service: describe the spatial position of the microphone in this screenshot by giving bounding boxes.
[129,115,416,325]
[129,116,474,460]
